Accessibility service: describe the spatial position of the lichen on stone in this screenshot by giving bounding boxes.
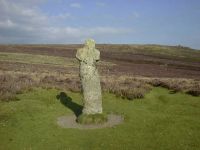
[76,39,102,114]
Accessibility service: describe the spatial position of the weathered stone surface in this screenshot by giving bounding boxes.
[76,39,102,114]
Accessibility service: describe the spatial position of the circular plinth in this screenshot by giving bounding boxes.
[57,114,123,129]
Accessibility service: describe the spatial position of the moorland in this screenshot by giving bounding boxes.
[0,44,200,150]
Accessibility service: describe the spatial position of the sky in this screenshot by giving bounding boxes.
[0,0,200,49]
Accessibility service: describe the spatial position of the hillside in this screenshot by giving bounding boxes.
[0,44,200,79]
[0,44,200,149]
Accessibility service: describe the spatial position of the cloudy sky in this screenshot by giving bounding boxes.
[0,0,200,49]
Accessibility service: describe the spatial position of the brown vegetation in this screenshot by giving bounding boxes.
[101,77,152,100]
[148,78,200,96]
[0,74,36,101]
[0,44,200,102]
[0,72,200,102]
[1,44,200,79]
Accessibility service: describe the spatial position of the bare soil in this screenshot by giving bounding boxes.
[57,114,124,129]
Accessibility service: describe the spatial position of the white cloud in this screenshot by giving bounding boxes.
[70,3,81,8]
[31,26,133,43]
[0,19,16,28]
[51,13,72,20]
[0,0,48,28]
[87,27,132,35]
[0,0,133,44]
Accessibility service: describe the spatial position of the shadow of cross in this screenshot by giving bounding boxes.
[56,92,83,117]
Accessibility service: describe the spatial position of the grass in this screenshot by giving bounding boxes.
[0,52,115,67]
[0,74,36,102]
[0,52,76,67]
[0,88,200,150]
[1,72,199,103]
[77,113,108,125]
[149,78,200,96]
[97,44,200,62]
[125,44,200,62]
[102,77,153,100]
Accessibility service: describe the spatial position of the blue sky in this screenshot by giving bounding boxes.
[0,0,200,49]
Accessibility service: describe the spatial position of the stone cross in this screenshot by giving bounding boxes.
[76,39,102,114]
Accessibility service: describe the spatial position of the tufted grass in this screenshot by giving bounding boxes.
[77,113,108,125]
[0,87,200,150]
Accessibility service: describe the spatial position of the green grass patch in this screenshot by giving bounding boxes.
[0,88,200,150]
[134,45,200,61]
[0,52,115,67]
[0,52,76,67]
[115,44,200,62]
[77,113,108,125]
